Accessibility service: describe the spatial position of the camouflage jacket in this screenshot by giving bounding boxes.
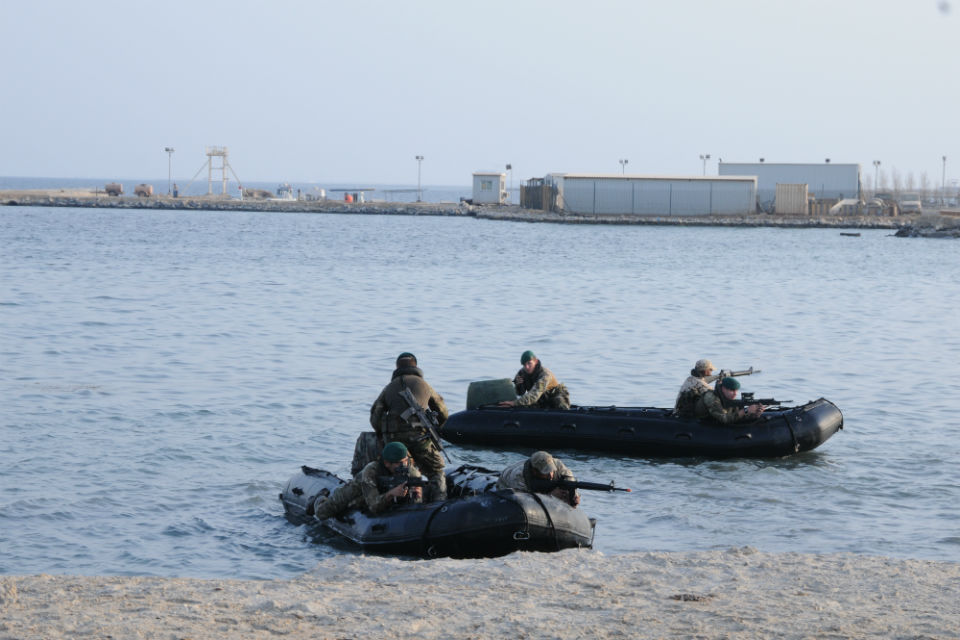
[674,375,712,418]
[370,366,449,437]
[513,364,564,407]
[496,458,576,491]
[359,459,423,515]
[694,389,747,424]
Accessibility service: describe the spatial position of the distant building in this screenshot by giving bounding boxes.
[718,162,862,210]
[472,172,507,205]
[544,173,757,216]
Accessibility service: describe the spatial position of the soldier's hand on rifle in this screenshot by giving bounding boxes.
[386,482,408,499]
[410,486,422,501]
[550,487,580,507]
[745,404,764,418]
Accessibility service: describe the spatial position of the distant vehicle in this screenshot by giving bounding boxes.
[134,184,154,197]
[104,182,123,196]
[898,192,922,214]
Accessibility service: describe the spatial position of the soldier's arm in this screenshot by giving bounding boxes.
[359,464,396,515]
[555,460,577,483]
[370,391,387,435]
[704,392,739,425]
[513,370,525,395]
[429,389,449,425]
[516,371,550,406]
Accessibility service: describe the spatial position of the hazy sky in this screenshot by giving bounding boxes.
[2,0,957,187]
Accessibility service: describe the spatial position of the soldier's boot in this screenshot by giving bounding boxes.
[428,473,447,502]
[312,496,330,519]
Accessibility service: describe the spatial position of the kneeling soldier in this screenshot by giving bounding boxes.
[314,442,424,519]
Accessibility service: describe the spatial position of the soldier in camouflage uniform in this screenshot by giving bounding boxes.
[497,451,580,507]
[498,350,570,410]
[674,358,716,418]
[314,442,424,519]
[694,376,764,424]
[370,352,449,500]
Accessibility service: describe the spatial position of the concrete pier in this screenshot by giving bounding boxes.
[1,188,931,231]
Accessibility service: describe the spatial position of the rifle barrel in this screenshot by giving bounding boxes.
[558,480,631,493]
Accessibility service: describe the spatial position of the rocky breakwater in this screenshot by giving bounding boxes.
[894,214,960,238]
[476,205,903,229]
[0,190,477,218]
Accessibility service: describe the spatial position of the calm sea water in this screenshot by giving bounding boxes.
[2,202,959,580]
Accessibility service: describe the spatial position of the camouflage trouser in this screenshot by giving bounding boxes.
[383,428,447,500]
[313,480,362,520]
[541,384,571,410]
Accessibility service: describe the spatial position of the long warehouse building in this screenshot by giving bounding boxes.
[718,162,862,208]
[546,173,758,216]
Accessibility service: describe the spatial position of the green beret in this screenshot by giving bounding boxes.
[395,352,417,366]
[721,377,741,391]
[520,350,536,364]
[382,441,409,462]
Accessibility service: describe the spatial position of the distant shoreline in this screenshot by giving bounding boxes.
[0,188,912,229]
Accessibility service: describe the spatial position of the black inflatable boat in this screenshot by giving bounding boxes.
[279,464,596,558]
[440,398,843,458]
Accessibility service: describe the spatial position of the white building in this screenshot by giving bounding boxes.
[545,173,758,216]
[718,162,861,209]
[472,172,507,205]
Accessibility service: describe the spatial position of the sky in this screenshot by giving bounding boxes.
[1,0,958,187]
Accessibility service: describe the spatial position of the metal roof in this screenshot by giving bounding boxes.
[552,173,756,182]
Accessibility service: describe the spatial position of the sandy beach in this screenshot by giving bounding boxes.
[2,547,958,639]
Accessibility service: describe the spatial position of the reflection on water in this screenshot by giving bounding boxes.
[1,207,959,579]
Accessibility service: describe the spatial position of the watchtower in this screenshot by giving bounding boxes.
[182,146,243,198]
[206,146,232,195]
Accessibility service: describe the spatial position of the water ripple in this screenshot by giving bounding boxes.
[2,208,959,579]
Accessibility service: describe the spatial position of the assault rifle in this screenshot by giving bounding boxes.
[529,477,631,506]
[377,470,431,490]
[705,366,761,383]
[398,387,451,463]
[731,392,790,408]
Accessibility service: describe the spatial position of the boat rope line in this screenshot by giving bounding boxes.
[419,499,449,558]
[527,491,559,550]
[782,412,800,452]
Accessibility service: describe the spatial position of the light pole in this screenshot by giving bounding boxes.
[873,160,881,195]
[415,155,424,202]
[942,155,947,205]
[618,158,628,174]
[164,147,174,195]
[699,153,711,176]
[505,163,512,204]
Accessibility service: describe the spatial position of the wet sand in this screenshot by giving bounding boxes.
[3,548,958,639]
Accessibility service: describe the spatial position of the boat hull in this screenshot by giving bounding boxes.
[279,466,595,558]
[440,398,843,458]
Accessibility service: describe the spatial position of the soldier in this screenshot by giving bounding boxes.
[314,441,424,519]
[497,451,580,507]
[694,376,764,424]
[370,352,449,500]
[674,358,716,418]
[498,350,570,409]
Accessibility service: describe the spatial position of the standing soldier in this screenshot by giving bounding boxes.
[370,352,450,500]
[498,350,570,409]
